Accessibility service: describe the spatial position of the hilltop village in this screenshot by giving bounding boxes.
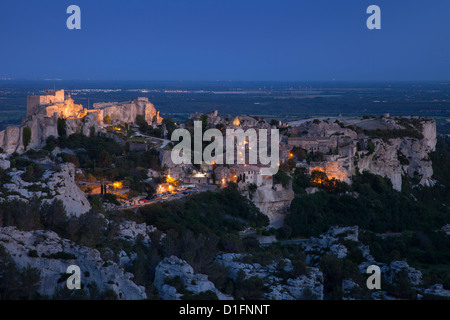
[0,90,448,300]
[0,90,437,218]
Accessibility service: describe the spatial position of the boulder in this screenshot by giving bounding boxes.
[41,163,91,216]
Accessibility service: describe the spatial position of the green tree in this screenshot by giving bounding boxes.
[200,115,208,132]
[40,199,67,231]
[99,150,111,168]
[270,119,279,126]
[367,140,375,154]
[22,127,32,149]
[103,115,112,125]
[57,118,67,137]
[162,117,176,138]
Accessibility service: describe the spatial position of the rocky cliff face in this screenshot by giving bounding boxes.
[1,163,91,217]
[250,184,294,228]
[159,149,176,168]
[356,119,436,191]
[0,96,158,155]
[0,226,147,299]
[115,220,157,245]
[154,256,233,300]
[0,126,23,154]
[27,114,59,150]
[94,97,163,125]
[41,163,91,216]
[290,117,437,192]
[0,113,97,155]
[216,253,324,300]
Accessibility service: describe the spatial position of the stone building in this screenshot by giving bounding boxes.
[230,164,272,187]
[27,89,84,119]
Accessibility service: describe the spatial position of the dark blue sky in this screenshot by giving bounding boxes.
[0,0,448,81]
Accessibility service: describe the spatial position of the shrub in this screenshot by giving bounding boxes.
[22,127,32,149]
[57,118,67,137]
[103,115,112,124]
[41,252,77,260]
[27,250,39,258]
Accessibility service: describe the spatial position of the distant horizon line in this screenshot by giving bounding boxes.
[0,78,449,83]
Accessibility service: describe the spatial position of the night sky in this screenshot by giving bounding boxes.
[0,0,448,81]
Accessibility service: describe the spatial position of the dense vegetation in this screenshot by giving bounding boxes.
[282,136,450,298]
[286,171,448,238]
[44,133,161,195]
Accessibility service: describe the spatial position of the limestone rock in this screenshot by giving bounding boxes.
[1,164,92,216]
[115,220,156,244]
[1,126,23,154]
[38,163,91,216]
[0,226,147,300]
[215,253,323,300]
[159,149,176,168]
[301,227,360,264]
[0,159,10,170]
[251,183,294,228]
[423,284,450,298]
[342,279,359,296]
[330,244,348,259]
[266,268,324,300]
[356,119,436,191]
[94,97,163,125]
[382,260,422,286]
[154,256,233,300]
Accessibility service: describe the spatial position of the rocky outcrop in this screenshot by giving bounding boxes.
[159,149,176,168]
[382,260,422,286]
[0,93,161,155]
[250,184,294,228]
[94,97,162,125]
[301,226,359,265]
[290,117,437,191]
[0,114,81,155]
[154,256,233,300]
[41,163,91,216]
[357,138,434,191]
[423,284,450,298]
[27,114,59,150]
[115,220,157,244]
[1,163,91,217]
[216,253,324,300]
[0,125,23,154]
[355,119,436,191]
[0,226,147,300]
[0,154,10,170]
[266,268,324,300]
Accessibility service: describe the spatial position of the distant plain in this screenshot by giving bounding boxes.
[0,80,449,131]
